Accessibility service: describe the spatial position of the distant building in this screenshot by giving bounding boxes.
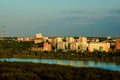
[115,39,120,50]
[34,33,44,44]
[78,37,88,51]
[56,42,65,50]
[31,45,43,51]
[88,42,110,52]
[17,37,34,42]
[70,42,79,51]
[36,33,42,38]
[56,37,63,43]
[68,37,75,43]
[17,37,24,41]
[115,42,120,50]
[78,37,87,43]
[34,38,44,44]
[43,37,48,42]
[48,37,56,50]
[107,36,112,40]
[43,42,51,51]
[24,37,34,41]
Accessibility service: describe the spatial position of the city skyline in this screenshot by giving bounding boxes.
[0,0,120,37]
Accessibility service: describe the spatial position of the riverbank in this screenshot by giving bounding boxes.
[0,51,120,64]
[0,62,120,80]
[0,58,120,72]
[0,41,120,64]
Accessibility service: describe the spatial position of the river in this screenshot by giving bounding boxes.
[0,58,120,72]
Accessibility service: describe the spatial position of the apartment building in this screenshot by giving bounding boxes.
[88,42,110,52]
[43,42,51,51]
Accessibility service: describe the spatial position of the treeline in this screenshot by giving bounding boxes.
[0,62,120,80]
[0,40,34,50]
[0,40,120,64]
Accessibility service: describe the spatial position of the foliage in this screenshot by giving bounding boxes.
[0,40,120,64]
[0,62,120,80]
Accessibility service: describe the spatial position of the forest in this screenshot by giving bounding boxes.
[0,62,120,80]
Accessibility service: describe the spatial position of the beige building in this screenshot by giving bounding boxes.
[57,42,66,50]
[34,33,44,44]
[88,42,110,52]
[56,37,63,43]
[68,37,75,43]
[65,37,75,43]
[35,33,42,38]
[70,42,79,50]
[34,38,44,44]
[17,37,24,41]
[31,47,43,51]
[17,37,34,42]
[78,37,87,43]
[78,37,88,51]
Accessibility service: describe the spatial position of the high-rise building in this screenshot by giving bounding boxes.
[88,42,110,52]
[115,39,120,50]
[34,33,44,44]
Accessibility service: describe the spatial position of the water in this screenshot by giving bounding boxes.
[0,58,120,72]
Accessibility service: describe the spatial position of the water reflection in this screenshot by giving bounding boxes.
[0,58,120,72]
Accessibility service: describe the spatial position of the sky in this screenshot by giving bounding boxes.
[0,0,120,37]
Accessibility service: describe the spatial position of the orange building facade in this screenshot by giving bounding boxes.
[43,42,51,51]
[115,42,120,50]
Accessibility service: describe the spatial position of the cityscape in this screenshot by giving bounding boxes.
[0,0,120,80]
[11,33,120,52]
[0,33,120,79]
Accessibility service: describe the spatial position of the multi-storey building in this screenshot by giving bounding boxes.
[43,42,51,51]
[88,42,110,52]
[56,42,65,50]
[56,37,63,43]
[115,39,120,50]
[78,37,88,51]
[34,33,44,44]
[65,37,75,43]
[70,42,80,51]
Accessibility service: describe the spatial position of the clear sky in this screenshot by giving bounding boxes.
[0,0,120,37]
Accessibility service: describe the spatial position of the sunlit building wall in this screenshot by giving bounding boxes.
[57,42,65,50]
[70,42,79,50]
[43,42,51,51]
[56,37,63,43]
[115,39,120,50]
[78,37,88,51]
[68,37,75,43]
[34,33,44,44]
[88,42,110,52]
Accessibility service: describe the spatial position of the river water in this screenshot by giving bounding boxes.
[0,58,120,72]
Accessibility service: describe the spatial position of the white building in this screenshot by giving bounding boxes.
[65,37,75,43]
[57,42,65,50]
[17,37,24,41]
[78,37,87,43]
[34,33,44,44]
[56,37,63,43]
[56,42,69,50]
[70,42,80,50]
[78,37,88,51]
[88,42,110,52]
[35,33,42,38]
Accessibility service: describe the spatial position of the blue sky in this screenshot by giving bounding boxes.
[0,0,120,37]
